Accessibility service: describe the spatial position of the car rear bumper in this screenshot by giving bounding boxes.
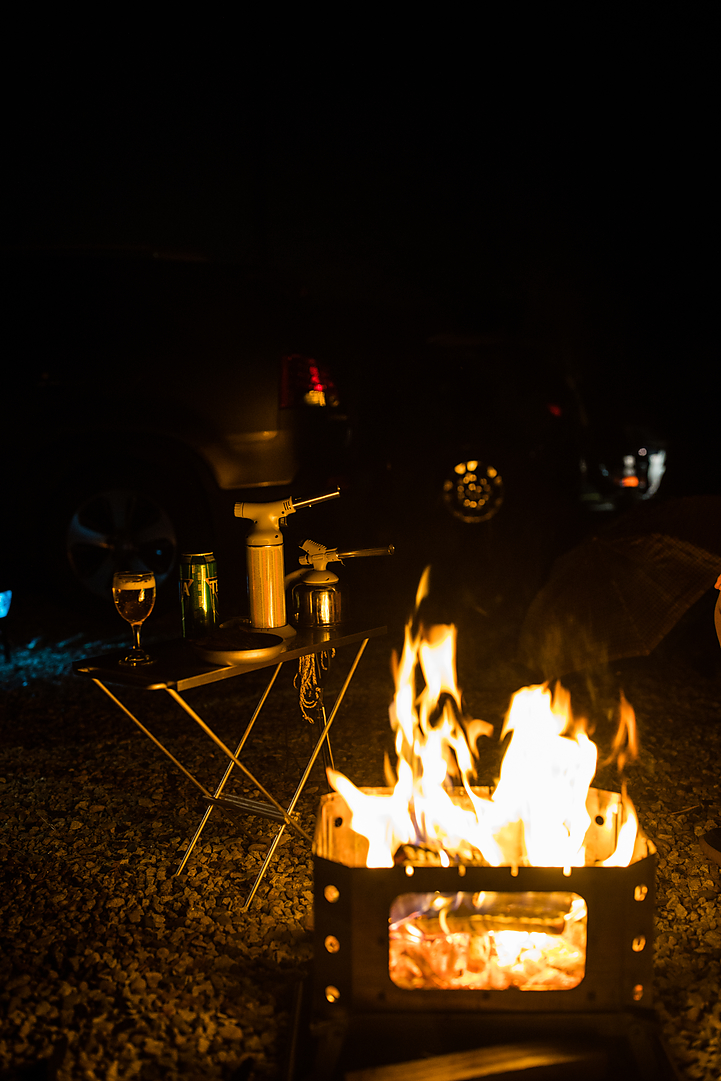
[195,430,297,490]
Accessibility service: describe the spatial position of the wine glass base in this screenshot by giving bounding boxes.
[118,651,156,667]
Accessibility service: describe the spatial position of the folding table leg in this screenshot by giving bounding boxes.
[175,661,283,875]
[319,704,335,781]
[91,679,212,799]
[165,685,311,843]
[241,638,368,910]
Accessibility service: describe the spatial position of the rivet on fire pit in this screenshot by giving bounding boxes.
[634,884,648,901]
[404,866,414,877]
[633,984,644,1002]
[325,985,340,1003]
[632,936,646,952]
[324,935,341,954]
[324,885,340,903]
[458,865,466,877]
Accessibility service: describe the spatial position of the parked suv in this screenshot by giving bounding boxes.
[4,248,351,609]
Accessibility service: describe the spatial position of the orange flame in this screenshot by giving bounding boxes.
[491,683,599,871]
[328,575,639,870]
[602,691,638,774]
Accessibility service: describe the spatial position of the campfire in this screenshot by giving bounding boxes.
[316,570,652,1001]
[306,573,664,1080]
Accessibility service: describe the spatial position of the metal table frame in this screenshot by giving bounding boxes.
[74,622,385,909]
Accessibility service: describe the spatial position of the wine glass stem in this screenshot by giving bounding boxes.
[132,623,143,652]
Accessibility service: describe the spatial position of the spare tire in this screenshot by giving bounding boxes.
[65,487,178,601]
[43,457,215,612]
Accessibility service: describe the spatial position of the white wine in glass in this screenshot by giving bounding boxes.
[112,571,156,666]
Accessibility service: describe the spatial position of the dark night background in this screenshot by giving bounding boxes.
[2,20,716,597]
[4,27,714,384]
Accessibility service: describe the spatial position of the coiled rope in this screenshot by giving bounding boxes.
[295,649,335,723]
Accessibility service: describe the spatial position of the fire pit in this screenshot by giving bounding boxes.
[314,786,655,1013]
[296,574,678,1080]
[309,791,663,1080]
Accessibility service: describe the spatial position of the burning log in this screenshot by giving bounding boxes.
[392,842,488,867]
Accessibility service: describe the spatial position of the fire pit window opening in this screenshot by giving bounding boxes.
[389,889,587,991]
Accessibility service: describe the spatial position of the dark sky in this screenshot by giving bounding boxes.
[4,28,714,443]
[6,41,709,303]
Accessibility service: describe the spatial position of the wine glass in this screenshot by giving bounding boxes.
[112,571,157,666]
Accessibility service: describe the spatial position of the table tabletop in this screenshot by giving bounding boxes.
[72,621,387,692]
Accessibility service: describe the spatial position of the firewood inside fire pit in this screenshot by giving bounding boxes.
[388,889,587,991]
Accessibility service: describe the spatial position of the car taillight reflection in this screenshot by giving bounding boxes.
[280,354,339,409]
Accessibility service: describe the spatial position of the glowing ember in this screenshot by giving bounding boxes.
[327,568,639,872]
[389,891,587,991]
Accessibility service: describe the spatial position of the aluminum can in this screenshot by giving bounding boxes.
[179,552,219,638]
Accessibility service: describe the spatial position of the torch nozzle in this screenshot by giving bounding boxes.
[298,541,394,569]
[291,488,341,511]
[234,489,342,546]
[335,545,395,560]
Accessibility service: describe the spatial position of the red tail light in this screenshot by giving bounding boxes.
[280,354,339,409]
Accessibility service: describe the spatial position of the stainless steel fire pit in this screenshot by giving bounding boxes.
[296,788,680,1081]
[314,786,655,1015]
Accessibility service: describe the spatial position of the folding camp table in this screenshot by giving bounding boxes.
[73,621,385,909]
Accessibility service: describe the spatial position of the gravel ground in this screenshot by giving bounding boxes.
[1,586,721,1081]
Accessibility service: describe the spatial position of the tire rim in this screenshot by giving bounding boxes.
[66,488,177,601]
[442,459,504,523]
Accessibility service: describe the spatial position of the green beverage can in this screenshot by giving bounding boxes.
[179,553,219,638]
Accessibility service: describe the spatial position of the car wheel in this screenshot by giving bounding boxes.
[65,487,178,602]
[441,456,505,523]
[41,455,216,612]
